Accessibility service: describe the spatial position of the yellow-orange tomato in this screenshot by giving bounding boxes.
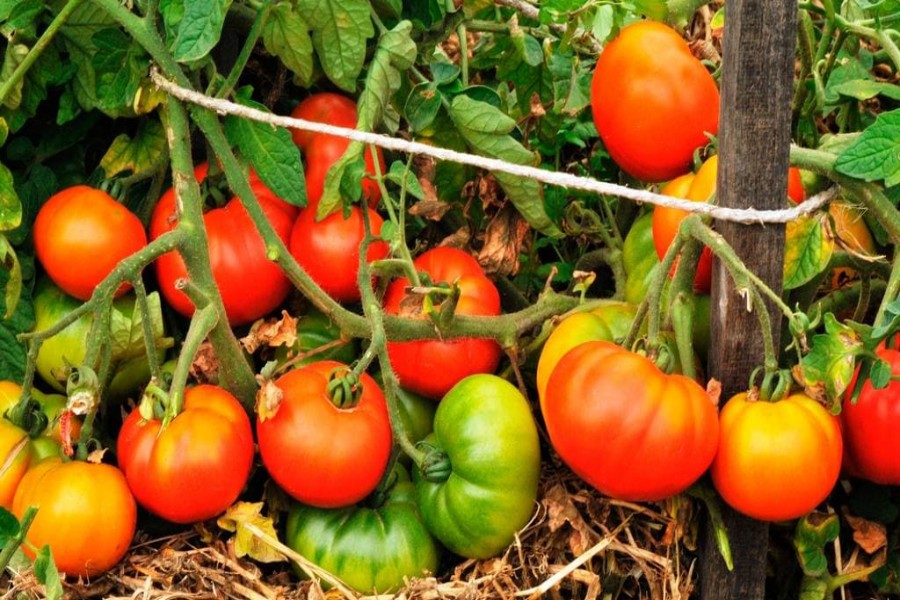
[0,381,81,445]
[0,419,33,509]
[711,392,842,522]
[13,458,136,577]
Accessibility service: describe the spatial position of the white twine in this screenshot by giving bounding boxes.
[149,70,837,225]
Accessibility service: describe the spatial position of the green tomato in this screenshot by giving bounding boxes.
[32,278,169,399]
[623,210,660,305]
[274,310,358,369]
[285,465,440,594]
[413,374,541,559]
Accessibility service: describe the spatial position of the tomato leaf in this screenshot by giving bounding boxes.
[262,2,314,88]
[793,313,864,406]
[297,0,374,92]
[405,82,443,133]
[0,506,19,543]
[831,80,900,101]
[783,213,833,290]
[0,235,20,319]
[108,291,173,366]
[100,118,168,180]
[869,358,893,389]
[448,95,563,238]
[794,513,840,577]
[33,545,64,600]
[0,161,21,233]
[869,298,900,341]
[217,501,286,563]
[386,161,425,200]
[0,43,28,110]
[171,0,231,63]
[92,27,149,111]
[0,275,32,381]
[835,109,900,187]
[60,3,119,113]
[224,97,306,208]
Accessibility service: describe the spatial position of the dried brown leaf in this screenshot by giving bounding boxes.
[409,197,452,221]
[256,379,284,422]
[190,341,219,384]
[706,378,722,407]
[240,311,298,354]
[218,502,286,564]
[542,484,592,555]
[530,93,546,118]
[477,206,530,276]
[846,514,888,554]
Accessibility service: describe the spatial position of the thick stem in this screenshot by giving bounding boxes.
[0,0,83,106]
[132,277,162,383]
[167,304,219,420]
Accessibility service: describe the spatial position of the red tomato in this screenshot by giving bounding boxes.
[712,392,842,521]
[543,341,719,501]
[787,167,806,204]
[256,361,392,508]
[13,458,136,577]
[117,385,254,523]
[34,186,147,301]
[150,163,295,326]
[289,205,389,303]
[591,21,720,182]
[842,347,900,484]
[290,93,385,211]
[383,247,502,399]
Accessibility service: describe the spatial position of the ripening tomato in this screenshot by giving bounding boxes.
[841,347,900,484]
[543,341,719,501]
[0,419,34,509]
[383,247,502,399]
[150,163,296,326]
[787,167,806,204]
[828,200,877,288]
[13,457,136,577]
[256,361,392,507]
[34,186,147,301]
[290,93,385,211]
[117,385,254,523]
[289,205,389,303]
[0,381,81,445]
[712,391,842,521]
[590,21,719,182]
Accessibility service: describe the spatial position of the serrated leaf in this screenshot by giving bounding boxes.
[832,80,900,101]
[224,97,306,208]
[298,0,373,92]
[784,214,833,290]
[835,109,900,186]
[262,2,314,87]
[217,502,286,563]
[448,95,563,237]
[100,118,167,179]
[172,0,231,62]
[33,545,63,600]
[794,513,840,577]
[796,313,864,404]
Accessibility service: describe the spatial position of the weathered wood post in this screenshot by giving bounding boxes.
[700,0,798,598]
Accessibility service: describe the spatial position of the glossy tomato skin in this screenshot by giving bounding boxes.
[535,301,636,404]
[150,164,295,326]
[623,211,660,305]
[787,167,806,204]
[13,458,136,577]
[591,21,719,182]
[285,465,439,594]
[257,361,392,507]
[384,247,502,399]
[290,93,384,211]
[117,385,254,523]
[0,419,33,509]
[842,347,900,484]
[712,392,842,521]
[413,375,540,559]
[289,205,389,303]
[543,341,718,501]
[34,186,147,301]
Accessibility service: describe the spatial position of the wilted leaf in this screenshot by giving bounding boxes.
[189,341,219,384]
[542,484,592,555]
[477,206,530,276]
[793,313,864,405]
[846,514,887,554]
[784,213,834,290]
[100,118,167,179]
[240,311,298,354]
[409,197,451,221]
[795,512,840,577]
[217,502,286,563]
[255,379,283,422]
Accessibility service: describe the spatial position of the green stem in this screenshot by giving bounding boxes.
[0,0,83,106]
[372,150,421,287]
[167,304,218,420]
[132,277,162,384]
[646,229,685,346]
[0,507,38,573]
[876,252,900,327]
[213,3,272,98]
[812,280,886,321]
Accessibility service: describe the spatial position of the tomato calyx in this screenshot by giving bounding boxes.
[419,443,452,483]
[750,367,793,403]
[326,369,364,409]
[65,366,100,417]
[362,465,400,510]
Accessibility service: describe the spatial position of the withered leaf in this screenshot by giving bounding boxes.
[217,502,286,563]
[240,311,298,354]
[846,514,887,554]
[477,206,530,276]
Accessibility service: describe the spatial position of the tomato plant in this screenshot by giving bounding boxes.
[383,247,502,399]
[712,391,842,521]
[285,465,440,594]
[117,385,254,523]
[256,361,392,507]
[841,346,900,484]
[272,309,359,369]
[13,457,136,577]
[543,341,719,501]
[33,186,147,301]
[150,163,296,326]
[290,93,385,211]
[289,205,389,303]
[0,418,34,509]
[413,375,540,559]
[0,381,80,445]
[590,21,720,182]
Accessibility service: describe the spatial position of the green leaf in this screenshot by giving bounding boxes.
[783,214,833,290]
[0,506,19,543]
[869,358,892,389]
[0,44,28,110]
[448,95,563,237]
[100,118,167,179]
[224,97,306,208]
[171,0,231,63]
[794,513,840,577]
[262,2,314,87]
[0,161,21,232]
[835,109,900,186]
[0,259,29,380]
[33,545,63,600]
[831,80,900,101]
[405,82,442,132]
[92,27,149,111]
[60,3,118,112]
[386,161,425,200]
[871,298,900,340]
[0,235,20,319]
[297,0,374,92]
[796,313,864,405]
[109,292,171,364]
